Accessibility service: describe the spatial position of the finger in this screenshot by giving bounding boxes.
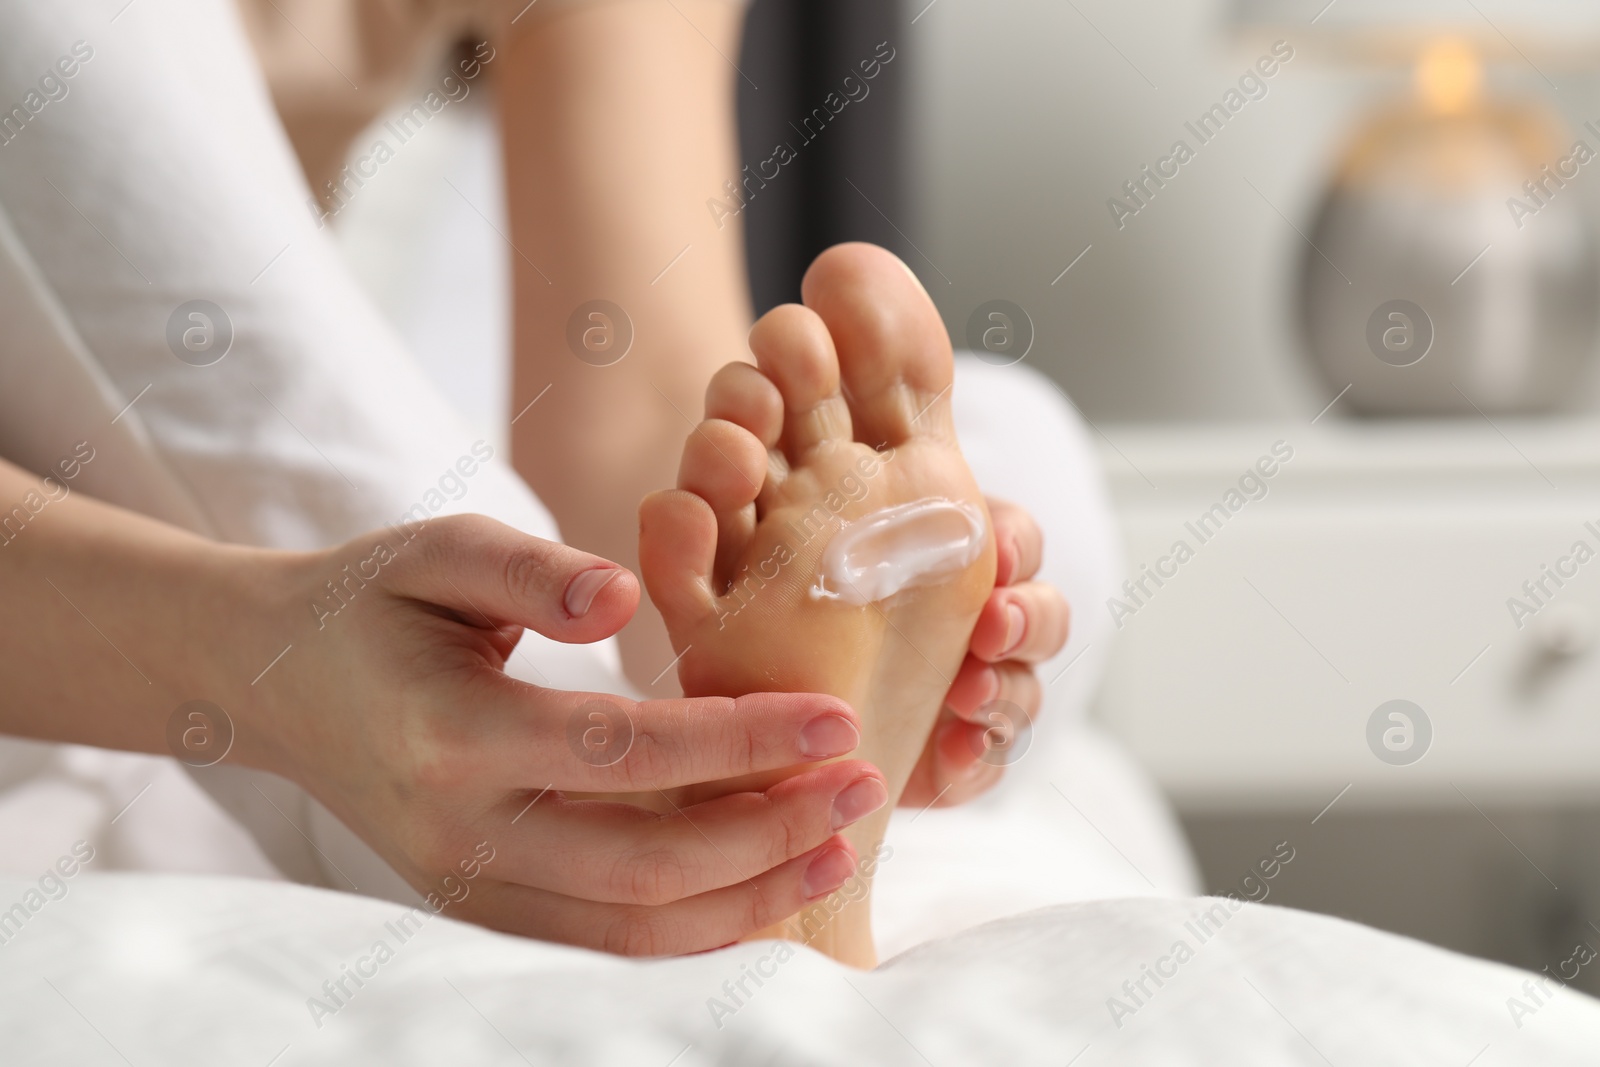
[943,654,998,719]
[943,659,1040,723]
[385,513,639,644]
[471,836,863,956]
[967,580,1070,664]
[899,716,1003,809]
[485,681,864,791]
[493,760,886,903]
[986,497,1043,586]
[903,660,1040,807]
[930,719,1006,805]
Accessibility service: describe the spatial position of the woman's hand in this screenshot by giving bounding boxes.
[900,498,1071,808]
[0,456,879,959]
[236,513,884,955]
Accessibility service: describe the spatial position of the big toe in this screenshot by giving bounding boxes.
[800,243,954,449]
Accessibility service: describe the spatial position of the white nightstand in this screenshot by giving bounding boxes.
[1091,421,1600,990]
[1093,420,1600,813]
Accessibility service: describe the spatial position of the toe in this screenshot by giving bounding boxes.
[677,419,766,514]
[800,243,954,448]
[704,362,784,450]
[677,418,766,585]
[748,303,853,461]
[639,489,718,627]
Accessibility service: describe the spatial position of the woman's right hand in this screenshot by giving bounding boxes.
[231,514,882,956]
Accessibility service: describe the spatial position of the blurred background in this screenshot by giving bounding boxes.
[887,0,1600,995]
[336,0,1600,995]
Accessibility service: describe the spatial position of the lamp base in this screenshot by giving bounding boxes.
[1299,100,1600,416]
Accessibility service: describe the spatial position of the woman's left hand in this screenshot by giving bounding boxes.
[900,497,1071,808]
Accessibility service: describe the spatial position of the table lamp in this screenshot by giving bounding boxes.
[1234,0,1600,415]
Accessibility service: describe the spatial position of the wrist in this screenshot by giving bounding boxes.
[185,539,319,780]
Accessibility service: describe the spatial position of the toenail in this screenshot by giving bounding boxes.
[798,714,860,758]
[802,846,856,901]
[1001,603,1027,656]
[831,777,888,830]
[563,566,621,618]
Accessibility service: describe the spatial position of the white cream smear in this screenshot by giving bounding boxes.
[810,497,987,605]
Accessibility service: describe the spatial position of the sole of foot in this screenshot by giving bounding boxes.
[638,243,995,967]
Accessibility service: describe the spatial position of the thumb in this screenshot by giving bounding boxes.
[385,513,639,643]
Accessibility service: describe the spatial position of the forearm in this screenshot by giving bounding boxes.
[498,0,754,683]
[0,456,283,769]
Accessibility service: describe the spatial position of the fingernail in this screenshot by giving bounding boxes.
[798,714,860,758]
[802,846,856,901]
[1001,603,1027,656]
[999,535,1021,585]
[830,777,888,830]
[980,666,1001,705]
[564,566,620,618]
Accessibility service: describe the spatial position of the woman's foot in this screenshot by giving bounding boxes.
[638,243,996,967]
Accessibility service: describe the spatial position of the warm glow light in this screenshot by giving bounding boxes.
[1415,38,1482,114]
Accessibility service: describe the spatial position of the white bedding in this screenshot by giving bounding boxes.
[4,872,1595,1065]
[8,8,1586,1059]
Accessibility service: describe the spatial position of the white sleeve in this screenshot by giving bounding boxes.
[0,0,619,893]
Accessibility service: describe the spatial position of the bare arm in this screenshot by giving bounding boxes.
[499,0,754,687]
[0,454,272,760]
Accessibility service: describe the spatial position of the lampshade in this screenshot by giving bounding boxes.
[1231,0,1600,64]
